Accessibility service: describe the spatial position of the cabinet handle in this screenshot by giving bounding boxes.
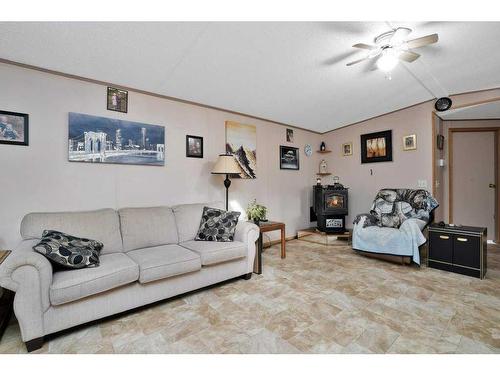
[457,237,468,242]
[439,235,449,240]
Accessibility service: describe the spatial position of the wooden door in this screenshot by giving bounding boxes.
[451,131,496,240]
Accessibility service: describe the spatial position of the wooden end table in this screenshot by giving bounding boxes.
[0,250,14,340]
[254,221,286,274]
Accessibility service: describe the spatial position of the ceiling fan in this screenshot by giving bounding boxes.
[346,27,438,72]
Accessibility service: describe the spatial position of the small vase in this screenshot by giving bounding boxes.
[253,218,260,225]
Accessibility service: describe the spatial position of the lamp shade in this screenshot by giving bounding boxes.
[211,154,241,174]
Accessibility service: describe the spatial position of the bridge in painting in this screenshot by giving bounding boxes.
[69,148,164,161]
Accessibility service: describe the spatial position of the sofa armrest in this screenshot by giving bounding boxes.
[0,240,52,341]
[234,221,259,273]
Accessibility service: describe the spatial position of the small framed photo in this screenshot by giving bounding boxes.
[107,87,128,113]
[0,110,29,146]
[186,135,203,158]
[403,134,417,151]
[286,128,294,143]
[280,145,299,170]
[342,142,353,156]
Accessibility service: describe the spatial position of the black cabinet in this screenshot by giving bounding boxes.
[428,224,487,279]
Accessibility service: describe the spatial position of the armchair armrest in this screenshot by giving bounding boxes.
[0,240,52,341]
[234,221,259,273]
[353,213,379,228]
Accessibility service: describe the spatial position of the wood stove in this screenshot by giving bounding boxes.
[313,184,349,233]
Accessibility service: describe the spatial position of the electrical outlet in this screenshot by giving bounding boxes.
[417,180,428,188]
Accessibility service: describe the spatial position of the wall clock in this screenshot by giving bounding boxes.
[435,97,452,112]
[304,144,312,157]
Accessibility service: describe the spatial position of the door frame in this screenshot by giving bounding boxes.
[448,127,499,241]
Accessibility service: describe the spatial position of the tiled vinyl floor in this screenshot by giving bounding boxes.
[1,240,499,354]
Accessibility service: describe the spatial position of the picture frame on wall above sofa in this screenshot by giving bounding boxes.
[225,120,257,179]
[186,135,203,158]
[280,145,299,170]
[68,112,165,166]
[403,134,417,151]
[107,87,128,113]
[0,110,29,146]
[360,130,392,163]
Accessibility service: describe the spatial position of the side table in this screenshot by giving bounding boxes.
[0,250,14,340]
[254,221,286,274]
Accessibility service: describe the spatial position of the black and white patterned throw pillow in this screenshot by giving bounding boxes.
[195,207,241,242]
[33,230,103,269]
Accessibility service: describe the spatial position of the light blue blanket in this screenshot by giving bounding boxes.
[352,217,427,264]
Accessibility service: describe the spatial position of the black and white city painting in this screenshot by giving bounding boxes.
[68,112,165,166]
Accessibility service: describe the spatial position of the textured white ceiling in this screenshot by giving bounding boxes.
[1,22,499,132]
[440,100,500,120]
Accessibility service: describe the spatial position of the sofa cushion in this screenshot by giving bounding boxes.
[50,253,139,305]
[172,201,224,242]
[119,206,178,252]
[33,230,103,269]
[180,240,246,266]
[127,244,201,284]
[21,208,123,254]
[195,207,241,242]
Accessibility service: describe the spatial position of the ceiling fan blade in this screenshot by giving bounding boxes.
[390,27,412,45]
[352,43,377,50]
[406,33,439,49]
[346,56,370,66]
[398,50,420,63]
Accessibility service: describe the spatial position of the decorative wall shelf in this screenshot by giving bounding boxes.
[316,150,332,154]
[316,173,332,176]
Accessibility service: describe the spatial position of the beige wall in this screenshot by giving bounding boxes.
[323,90,500,227]
[2,60,500,248]
[0,63,321,249]
[321,102,435,226]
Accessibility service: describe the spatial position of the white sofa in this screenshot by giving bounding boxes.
[0,202,259,352]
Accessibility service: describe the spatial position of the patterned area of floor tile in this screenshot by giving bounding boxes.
[1,240,499,354]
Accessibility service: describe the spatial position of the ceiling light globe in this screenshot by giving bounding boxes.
[376,49,399,72]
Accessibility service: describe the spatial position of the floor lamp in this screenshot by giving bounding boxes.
[211,154,241,210]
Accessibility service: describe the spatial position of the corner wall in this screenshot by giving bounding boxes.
[323,89,500,227]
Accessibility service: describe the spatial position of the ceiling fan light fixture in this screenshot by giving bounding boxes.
[376,48,399,72]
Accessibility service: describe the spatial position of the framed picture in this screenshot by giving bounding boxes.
[280,145,299,170]
[0,110,29,146]
[107,87,128,113]
[186,135,203,158]
[342,142,353,156]
[360,130,392,163]
[403,134,417,151]
[68,112,165,166]
[286,128,294,143]
[225,121,256,179]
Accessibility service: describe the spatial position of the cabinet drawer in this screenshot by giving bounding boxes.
[429,232,453,263]
[453,234,480,269]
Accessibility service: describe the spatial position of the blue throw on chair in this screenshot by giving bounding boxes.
[352,189,438,265]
